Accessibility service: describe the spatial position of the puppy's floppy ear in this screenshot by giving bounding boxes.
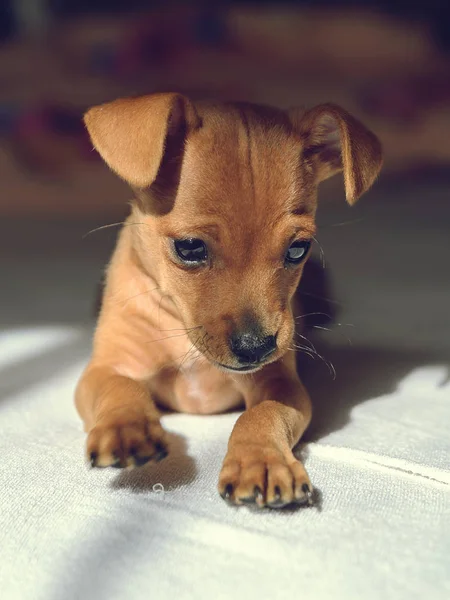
[84,93,201,189]
[289,103,383,205]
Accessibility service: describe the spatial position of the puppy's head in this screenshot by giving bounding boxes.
[85,94,382,372]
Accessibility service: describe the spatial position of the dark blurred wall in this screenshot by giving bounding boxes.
[0,0,449,219]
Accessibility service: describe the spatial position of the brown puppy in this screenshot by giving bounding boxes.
[76,94,382,508]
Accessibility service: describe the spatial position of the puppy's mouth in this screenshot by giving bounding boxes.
[212,356,281,374]
[214,362,262,373]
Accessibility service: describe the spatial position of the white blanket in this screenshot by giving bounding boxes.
[1,185,449,600]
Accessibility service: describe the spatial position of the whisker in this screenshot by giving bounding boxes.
[288,345,316,360]
[187,351,201,369]
[312,236,325,269]
[82,221,149,239]
[197,332,212,362]
[82,222,125,239]
[298,291,341,306]
[328,359,337,380]
[290,341,336,380]
[187,348,208,373]
[178,343,200,370]
[291,341,318,356]
[311,324,353,346]
[326,217,365,228]
[295,311,333,321]
[144,331,192,345]
[311,325,332,333]
[157,324,203,333]
[178,329,209,371]
[294,330,317,353]
[178,333,206,370]
[114,287,160,306]
[144,324,204,346]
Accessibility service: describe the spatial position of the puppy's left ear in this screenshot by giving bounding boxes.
[289,104,383,205]
[84,93,200,189]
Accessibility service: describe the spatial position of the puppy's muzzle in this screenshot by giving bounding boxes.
[230,330,277,367]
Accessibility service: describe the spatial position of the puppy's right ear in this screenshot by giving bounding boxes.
[84,93,200,189]
[289,103,382,205]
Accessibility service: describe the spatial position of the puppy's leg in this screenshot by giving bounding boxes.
[76,366,168,468]
[218,353,312,508]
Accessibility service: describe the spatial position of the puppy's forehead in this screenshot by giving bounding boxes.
[176,103,314,219]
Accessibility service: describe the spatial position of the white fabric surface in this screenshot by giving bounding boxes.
[1,182,449,600]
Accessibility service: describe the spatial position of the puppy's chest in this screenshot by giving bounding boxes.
[150,363,243,415]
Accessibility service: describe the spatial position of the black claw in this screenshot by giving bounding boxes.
[267,486,288,508]
[301,483,314,506]
[153,442,168,462]
[254,485,263,502]
[239,496,256,505]
[156,451,168,462]
[133,454,152,467]
[111,450,126,468]
[220,483,234,501]
[155,448,168,463]
[239,485,265,505]
[89,451,98,468]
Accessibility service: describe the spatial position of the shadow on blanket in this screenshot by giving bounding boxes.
[300,344,450,442]
[0,328,94,402]
[110,431,198,493]
[299,256,450,442]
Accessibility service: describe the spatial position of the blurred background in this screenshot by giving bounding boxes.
[1,0,450,219]
[1,1,449,399]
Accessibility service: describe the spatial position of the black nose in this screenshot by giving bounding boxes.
[230,332,277,365]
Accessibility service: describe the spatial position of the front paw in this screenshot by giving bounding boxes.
[218,443,313,509]
[87,415,168,469]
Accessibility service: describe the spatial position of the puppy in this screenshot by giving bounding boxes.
[76,94,382,508]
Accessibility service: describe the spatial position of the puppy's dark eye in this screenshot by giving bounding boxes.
[174,238,208,264]
[285,240,311,265]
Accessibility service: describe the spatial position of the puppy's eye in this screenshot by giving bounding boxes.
[285,240,311,265]
[174,238,208,264]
